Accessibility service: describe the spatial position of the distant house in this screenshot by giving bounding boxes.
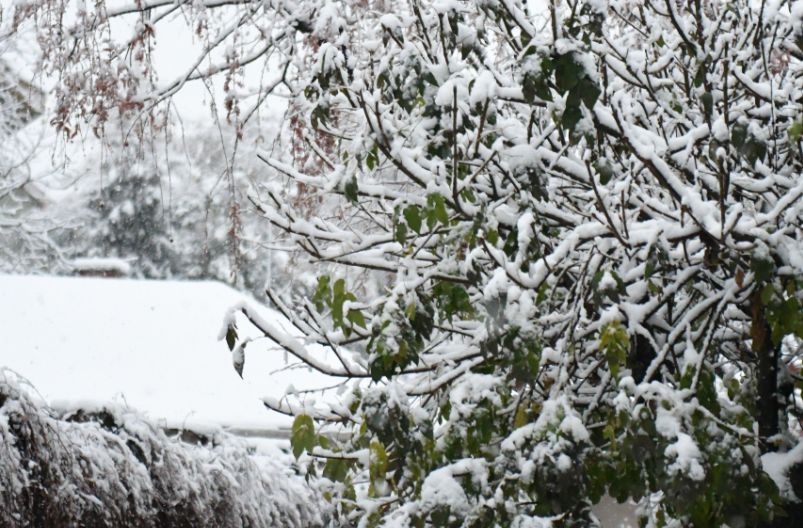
[69,256,133,278]
[0,274,346,441]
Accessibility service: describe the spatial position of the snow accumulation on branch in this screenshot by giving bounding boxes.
[0,372,325,527]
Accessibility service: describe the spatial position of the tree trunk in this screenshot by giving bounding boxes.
[751,291,779,447]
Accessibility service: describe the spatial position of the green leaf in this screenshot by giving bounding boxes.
[394,222,408,243]
[232,341,245,378]
[731,123,747,148]
[313,275,331,311]
[693,62,706,87]
[696,368,721,415]
[536,282,549,305]
[323,457,352,482]
[751,257,775,284]
[435,194,449,225]
[578,76,600,109]
[344,176,359,204]
[291,414,316,458]
[741,138,767,166]
[486,229,499,246]
[332,278,347,326]
[225,324,238,351]
[522,73,536,103]
[433,281,473,320]
[366,144,379,170]
[347,308,367,329]
[600,321,629,378]
[594,160,614,185]
[760,284,775,305]
[522,72,552,103]
[701,91,713,121]
[333,277,346,299]
[403,205,422,233]
[330,279,358,331]
[369,439,389,496]
[561,104,582,131]
[428,193,449,225]
[405,302,417,321]
[768,297,803,342]
[311,104,330,129]
[789,121,803,141]
[513,404,529,428]
[554,53,583,93]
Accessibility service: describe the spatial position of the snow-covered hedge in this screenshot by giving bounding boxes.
[0,373,324,527]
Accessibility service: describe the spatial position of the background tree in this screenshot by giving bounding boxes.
[7,0,313,288]
[0,15,67,273]
[64,121,291,290]
[88,160,176,277]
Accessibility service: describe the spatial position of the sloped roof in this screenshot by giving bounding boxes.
[0,274,345,435]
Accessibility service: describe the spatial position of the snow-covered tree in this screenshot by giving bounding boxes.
[0,16,64,273]
[13,0,803,526]
[236,1,803,525]
[2,0,301,287]
[88,160,176,277]
[68,120,291,289]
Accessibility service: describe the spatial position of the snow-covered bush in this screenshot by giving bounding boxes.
[0,372,324,527]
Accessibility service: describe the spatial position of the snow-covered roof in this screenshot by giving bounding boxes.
[69,257,133,276]
[0,274,343,435]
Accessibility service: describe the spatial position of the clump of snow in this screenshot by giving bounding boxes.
[559,414,590,442]
[449,373,502,419]
[421,466,469,516]
[665,433,705,481]
[313,2,345,41]
[790,1,803,26]
[435,76,470,107]
[681,335,701,373]
[711,117,729,142]
[511,515,554,528]
[469,70,497,107]
[597,270,618,291]
[586,0,608,14]
[655,407,681,439]
[502,396,589,450]
[761,442,803,500]
[379,14,403,31]
[432,0,461,14]
[556,453,572,472]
